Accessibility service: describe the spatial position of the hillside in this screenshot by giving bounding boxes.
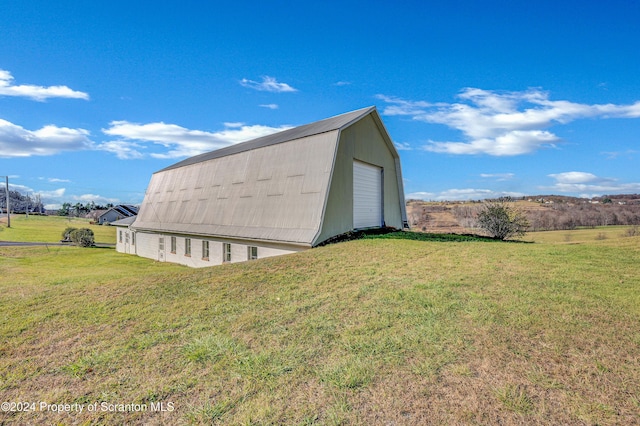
[1,232,639,424]
[407,196,640,234]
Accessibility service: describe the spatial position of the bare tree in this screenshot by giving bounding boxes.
[477,201,529,240]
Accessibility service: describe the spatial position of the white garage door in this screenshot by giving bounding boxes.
[353,160,382,229]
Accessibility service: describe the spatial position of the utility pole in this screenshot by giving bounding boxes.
[1,176,9,228]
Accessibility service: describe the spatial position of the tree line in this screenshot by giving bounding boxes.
[57,202,115,217]
[0,188,45,214]
[0,188,113,216]
[526,203,640,231]
[451,200,640,231]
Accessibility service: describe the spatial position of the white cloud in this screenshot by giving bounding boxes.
[548,171,600,184]
[40,188,66,199]
[101,121,292,159]
[39,177,71,183]
[0,69,89,101]
[407,188,524,201]
[239,76,297,93]
[11,182,123,210]
[379,88,640,156]
[43,191,121,210]
[545,171,640,195]
[8,184,66,210]
[98,140,146,159]
[406,191,435,200]
[480,173,515,181]
[394,141,412,151]
[376,94,435,116]
[601,149,638,159]
[70,193,120,204]
[259,103,279,109]
[0,118,93,157]
[425,130,559,156]
[6,182,32,193]
[11,180,129,210]
[334,81,352,86]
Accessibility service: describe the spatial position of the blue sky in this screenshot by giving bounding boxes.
[1,0,639,208]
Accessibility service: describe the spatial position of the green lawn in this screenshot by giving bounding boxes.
[0,214,116,244]
[0,229,639,424]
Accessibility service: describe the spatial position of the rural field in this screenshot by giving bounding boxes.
[0,215,117,245]
[1,216,639,424]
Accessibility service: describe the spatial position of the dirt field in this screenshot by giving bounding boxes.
[406,200,553,234]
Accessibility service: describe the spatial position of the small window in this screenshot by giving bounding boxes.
[119,230,123,243]
[131,232,135,245]
[159,237,164,251]
[125,232,129,244]
[202,241,209,260]
[185,238,191,256]
[171,236,177,254]
[248,246,258,260]
[223,243,231,262]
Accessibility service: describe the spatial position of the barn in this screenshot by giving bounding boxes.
[118,106,408,267]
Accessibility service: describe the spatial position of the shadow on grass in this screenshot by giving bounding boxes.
[365,231,501,242]
[319,228,532,246]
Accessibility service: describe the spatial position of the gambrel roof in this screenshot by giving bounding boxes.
[132,107,404,246]
[159,107,377,172]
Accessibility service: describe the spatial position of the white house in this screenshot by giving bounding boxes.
[117,106,407,267]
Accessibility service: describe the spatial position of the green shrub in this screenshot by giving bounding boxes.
[69,228,95,247]
[62,227,77,240]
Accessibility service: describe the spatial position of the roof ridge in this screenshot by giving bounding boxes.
[157,106,376,173]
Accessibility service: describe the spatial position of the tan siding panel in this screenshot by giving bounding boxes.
[133,131,339,245]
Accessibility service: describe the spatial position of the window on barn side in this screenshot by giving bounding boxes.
[223,243,231,262]
[248,246,258,260]
[185,238,191,257]
[202,241,209,260]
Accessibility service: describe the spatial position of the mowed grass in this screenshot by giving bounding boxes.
[0,230,639,424]
[0,215,116,244]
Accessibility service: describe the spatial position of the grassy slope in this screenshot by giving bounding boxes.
[0,215,116,244]
[0,233,639,425]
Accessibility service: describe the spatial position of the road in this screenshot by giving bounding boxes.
[0,241,68,246]
[0,241,115,247]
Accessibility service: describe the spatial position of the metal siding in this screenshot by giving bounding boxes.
[133,131,338,245]
[351,115,403,229]
[353,161,382,228]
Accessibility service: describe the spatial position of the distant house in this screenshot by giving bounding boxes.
[98,205,138,225]
[117,107,408,267]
